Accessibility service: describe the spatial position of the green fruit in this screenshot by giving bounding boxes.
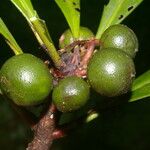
[101,24,138,58]
[52,76,90,112]
[0,53,53,106]
[87,48,135,97]
[59,27,94,49]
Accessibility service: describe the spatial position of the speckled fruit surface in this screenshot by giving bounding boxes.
[52,76,90,112]
[101,24,138,58]
[0,53,53,106]
[87,48,135,97]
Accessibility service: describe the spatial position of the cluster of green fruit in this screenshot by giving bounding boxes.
[88,24,137,97]
[0,24,138,113]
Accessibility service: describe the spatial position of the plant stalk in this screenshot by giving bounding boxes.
[30,18,62,67]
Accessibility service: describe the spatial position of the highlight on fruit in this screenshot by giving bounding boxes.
[100,24,138,58]
[0,24,139,112]
[52,76,90,112]
[87,48,136,97]
[0,53,53,106]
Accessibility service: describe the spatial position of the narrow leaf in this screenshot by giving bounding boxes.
[11,0,36,22]
[132,70,150,91]
[55,0,80,38]
[129,84,150,102]
[11,0,44,44]
[96,0,143,39]
[11,0,62,67]
[0,18,23,55]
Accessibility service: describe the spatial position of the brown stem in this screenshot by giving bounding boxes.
[23,39,101,149]
[27,104,57,150]
[75,39,100,77]
[80,39,100,68]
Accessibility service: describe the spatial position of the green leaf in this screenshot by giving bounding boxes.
[11,0,41,43]
[129,84,150,102]
[11,0,62,67]
[96,0,143,39]
[129,70,150,102]
[132,70,150,91]
[11,0,36,22]
[0,18,23,55]
[55,0,80,38]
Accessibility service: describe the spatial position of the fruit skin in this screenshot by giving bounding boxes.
[0,53,53,106]
[59,27,94,49]
[52,76,90,112]
[87,48,135,97]
[100,24,138,58]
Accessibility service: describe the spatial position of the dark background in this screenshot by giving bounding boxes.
[0,0,150,149]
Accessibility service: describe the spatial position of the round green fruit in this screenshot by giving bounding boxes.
[0,53,53,106]
[59,27,94,49]
[52,76,90,112]
[101,24,138,58]
[87,48,135,97]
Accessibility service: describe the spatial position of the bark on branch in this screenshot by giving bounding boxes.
[27,104,57,150]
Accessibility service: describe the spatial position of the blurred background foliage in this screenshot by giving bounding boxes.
[0,0,150,149]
